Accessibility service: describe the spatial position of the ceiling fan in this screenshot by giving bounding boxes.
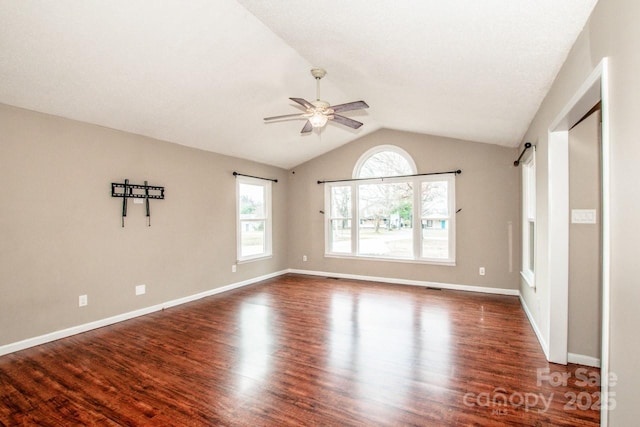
[264,68,369,134]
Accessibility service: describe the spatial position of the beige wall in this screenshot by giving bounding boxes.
[0,104,288,346]
[1,105,520,350]
[518,0,640,423]
[568,110,601,361]
[287,128,520,290]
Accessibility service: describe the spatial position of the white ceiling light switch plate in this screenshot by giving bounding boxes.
[571,209,597,224]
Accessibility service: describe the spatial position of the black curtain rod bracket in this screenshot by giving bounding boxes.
[317,169,461,185]
[513,142,533,166]
[233,171,278,183]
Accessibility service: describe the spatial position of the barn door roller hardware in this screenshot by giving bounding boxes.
[111,179,165,227]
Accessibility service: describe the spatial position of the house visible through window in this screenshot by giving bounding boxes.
[521,149,536,286]
[325,145,456,264]
[237,176,272,261]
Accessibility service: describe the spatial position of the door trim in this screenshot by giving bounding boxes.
[547,57,610,427]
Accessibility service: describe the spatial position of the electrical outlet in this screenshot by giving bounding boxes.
[232,264,237,273]
[479,267,486,276]
[303,255,308,262]
[135,284,146,296]
[79,294,88,307]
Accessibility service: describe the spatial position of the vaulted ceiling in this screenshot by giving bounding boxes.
[0,1,598,169]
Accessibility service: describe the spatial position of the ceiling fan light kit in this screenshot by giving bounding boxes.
[264,68,369,134]
[309,110,328,128]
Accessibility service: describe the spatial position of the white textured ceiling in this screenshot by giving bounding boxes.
[0,0,597,169]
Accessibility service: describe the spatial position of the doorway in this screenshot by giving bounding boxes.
[567,107,602,367]
[547,58,610,426]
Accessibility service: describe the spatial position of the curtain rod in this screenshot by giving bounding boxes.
[317,169,461,184]
[233,172,278,183]
[513,142,533,166]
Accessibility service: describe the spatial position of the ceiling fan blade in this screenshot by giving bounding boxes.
[290,97,315,109]
[331,114,363,129]
[330,100,369,113]
[264,113,306,121]
[301,120,313,134]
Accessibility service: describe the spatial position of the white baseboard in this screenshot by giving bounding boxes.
[0,269,528,357]
[519,293,550,359]
[568,352,601,368]
[287,268,520,296]
[0,270,288,357]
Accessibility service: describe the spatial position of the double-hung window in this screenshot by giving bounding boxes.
[420,178,454,260]
[325,145,456,265]
[521,149,536,286]
[237,176,272,262]
[328,185,353,254]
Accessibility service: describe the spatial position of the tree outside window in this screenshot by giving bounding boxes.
[325,145,456,264]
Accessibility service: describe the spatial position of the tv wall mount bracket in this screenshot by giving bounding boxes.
[111,179,165,227]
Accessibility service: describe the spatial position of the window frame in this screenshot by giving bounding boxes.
[326,185,354,255]
[521,148,536,287]
[352,145,417,179]
[324,146,456,265]
[417,174,456,264]
[236,176,272,263]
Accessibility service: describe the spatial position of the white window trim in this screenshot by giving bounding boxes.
[353,144,417,178]
[418,173,456,264]
[324,184,354,255]
[521,148,536,287]
[236,176,272,263]
[325,146,456,265]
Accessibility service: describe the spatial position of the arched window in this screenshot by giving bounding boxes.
[325,145,456,264]
[353,145,416,179]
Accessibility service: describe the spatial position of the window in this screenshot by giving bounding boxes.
[328,185,352,254]
[521,149,536,286]
[421,180,452,259]
[237,176,272,262]
[325,145,456,264]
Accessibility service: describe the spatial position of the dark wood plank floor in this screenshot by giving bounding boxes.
[0,274,600,426]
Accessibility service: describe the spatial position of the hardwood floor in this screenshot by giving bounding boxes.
[0,274,600,426]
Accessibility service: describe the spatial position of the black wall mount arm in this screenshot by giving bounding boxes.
[111,179,165,227]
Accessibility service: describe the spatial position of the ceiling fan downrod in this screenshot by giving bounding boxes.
[311,68,326,101]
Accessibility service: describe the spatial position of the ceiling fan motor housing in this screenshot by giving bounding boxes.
[311,100,330,110]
